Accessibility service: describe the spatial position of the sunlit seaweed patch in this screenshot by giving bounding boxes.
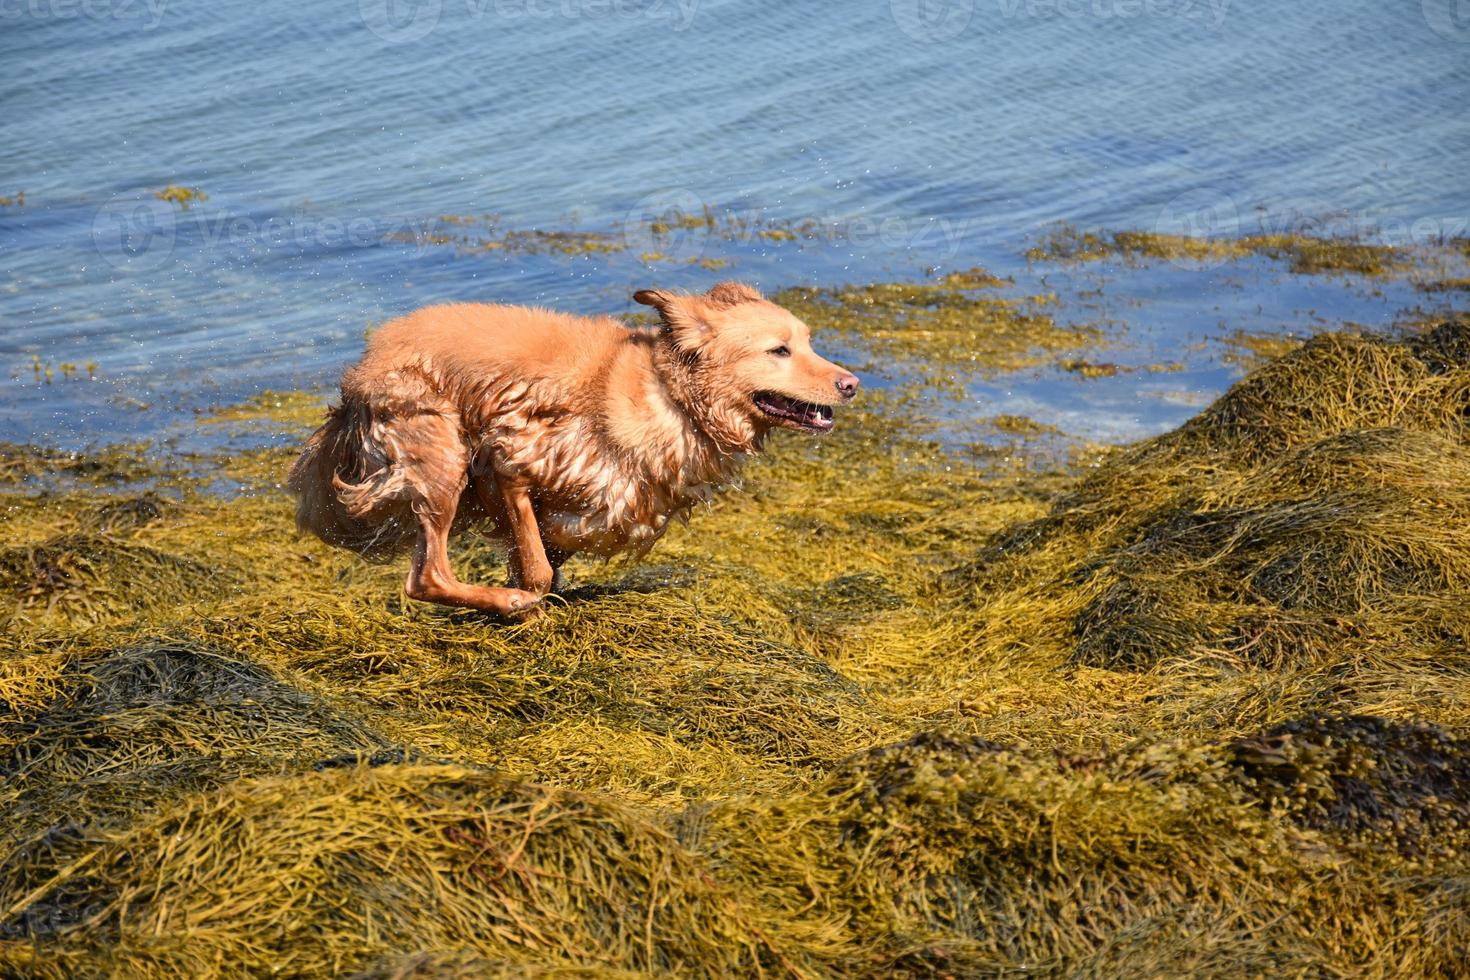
[199,388,331,430]
[153,186,206,209]
[1417,277,1470,293]
[956,319,1470,680]
[389,215,628,257]
[1058,357,1123,377]
[986,414,1063,439]
[25,358,98,384]
[775,276,1104,391]
[1058,357,1186,379]
[0,442,161,487]
[3,288,1470,973]
[1026,225,1410,277]
[1217,328,1307,371]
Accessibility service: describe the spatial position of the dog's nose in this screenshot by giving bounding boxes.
[835,373,860,400]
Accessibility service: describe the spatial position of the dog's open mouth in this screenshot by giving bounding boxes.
[753,392,835,432]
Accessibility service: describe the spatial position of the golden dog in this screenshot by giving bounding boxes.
[288,282,859,614]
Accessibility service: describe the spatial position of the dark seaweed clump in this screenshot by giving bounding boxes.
[1228,714,1470,857]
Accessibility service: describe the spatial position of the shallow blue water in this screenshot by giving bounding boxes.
[2,0,1467,447]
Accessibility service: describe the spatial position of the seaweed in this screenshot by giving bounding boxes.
[956,319,1470,681]
[1228,714,1470,857]
[388,216,627,257]
[1,641,388,849]
[0,442,160,486]
[2,278,1470,974]
[1217,328,1306,371]
[0,532,227,628]
[774,278,1103,391]
[1026,225,1411,277]
[1416,277,1470,293]
[154,186,206,209]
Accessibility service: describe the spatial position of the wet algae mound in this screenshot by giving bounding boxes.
[5,319,1470,975]
[962,321,1470,677]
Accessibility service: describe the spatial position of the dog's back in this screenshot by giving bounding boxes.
[288,303,628,559]
[349,303,626,403]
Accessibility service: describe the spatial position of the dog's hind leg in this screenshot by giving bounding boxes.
[544,547,569,594]
[406,502,541,615]
[390,412,540,616]
[497,478,557,595]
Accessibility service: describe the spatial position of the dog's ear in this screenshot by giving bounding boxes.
[635,288,710,352]
[633,289,675,311]
[705,281,762,307]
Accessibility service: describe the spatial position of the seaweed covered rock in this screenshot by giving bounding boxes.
[232,591,888,775]
[77,493,170,534]
[0,532,226,628]
[806,729,1386,975]
[959,319,1470,673]
[0,764,798,978]
[0,642,391,925]
[1074,428,1470,668]
[1152,321,1470,465]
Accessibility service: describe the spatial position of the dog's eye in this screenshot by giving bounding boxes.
[769,345,791,357]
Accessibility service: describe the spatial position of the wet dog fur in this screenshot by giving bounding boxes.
[288,282,859,615]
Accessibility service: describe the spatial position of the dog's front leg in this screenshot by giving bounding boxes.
[499,478,555,596]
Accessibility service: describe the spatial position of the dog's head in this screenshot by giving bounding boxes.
[635,282,859,444]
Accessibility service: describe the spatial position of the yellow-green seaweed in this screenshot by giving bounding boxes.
[154,186,207,209]
[1217,328,1307,371]
[775,276,1104,393]
[3,291,1470,976]
[1026,225,1410,277]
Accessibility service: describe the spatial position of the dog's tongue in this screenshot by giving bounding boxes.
[805,403,834,429]
[757,392,833,429]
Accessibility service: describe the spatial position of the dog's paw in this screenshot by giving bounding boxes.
[508,589,545,621]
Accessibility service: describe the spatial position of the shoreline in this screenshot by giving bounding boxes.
[6,225,1467,454]
[2,238,1469,969]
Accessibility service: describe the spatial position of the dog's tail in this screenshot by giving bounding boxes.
[287,399,417,560]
